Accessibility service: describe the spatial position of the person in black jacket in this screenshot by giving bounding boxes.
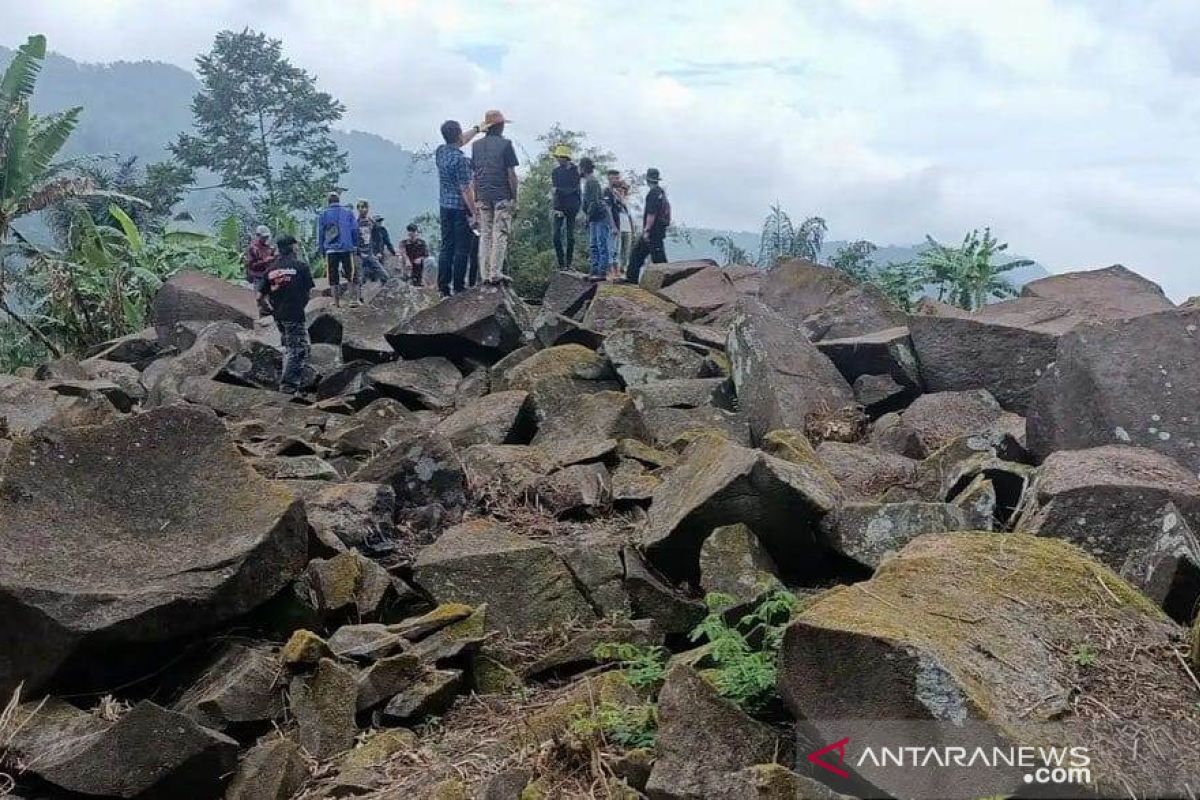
[550,143,581,269]
[371,215,397,260]
[257,234,315,394]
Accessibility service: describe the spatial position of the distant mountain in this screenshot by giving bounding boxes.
[670,228,1051,289]
[1,46,438,234]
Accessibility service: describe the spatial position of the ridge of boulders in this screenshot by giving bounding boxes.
[0,260,1198,799]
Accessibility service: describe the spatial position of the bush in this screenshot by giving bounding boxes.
[569,702,658,750]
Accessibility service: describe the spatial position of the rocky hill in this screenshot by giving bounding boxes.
[1,259,1198,799]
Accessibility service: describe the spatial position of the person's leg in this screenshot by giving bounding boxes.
[564,208,577,268]
[626,237,649,284]
[608,228,621,279]
[327,252,346,306]
[491,200,514,282]
[468,235,480,286]
[620,231,631,273]
[451,209,471,293]
[552,212,566,268]
[278,319,302,392]
[437,208,455,296]
[477,203,495,283]
[650,236,667,264]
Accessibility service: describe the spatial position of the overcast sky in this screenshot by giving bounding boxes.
[5,0,1200,298]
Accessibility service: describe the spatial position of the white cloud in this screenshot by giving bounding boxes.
[4,0,1200,298]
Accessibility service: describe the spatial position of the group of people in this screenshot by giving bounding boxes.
[551,150,670,283]
[243,107,673,393]
[434,108,671,293]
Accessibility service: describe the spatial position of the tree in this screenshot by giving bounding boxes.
[757,204,826,267]
[913,228,1031,310]
[871,261,926,312]
[709,234,751,266]
[44,155,187,246]
[829,240,877,282]
[0,34,90,357]
[171,29,348,215]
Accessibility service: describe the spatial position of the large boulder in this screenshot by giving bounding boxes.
[413,519,596,636]
[820,501,974,570]
[758,258,906,339]
[699,523,782,605]
[531,390,649,466]
[582,282,682,337]
[151,270,258,336]
[876,389,1023,459]
[628,377,734,412]
[386,284,532,362]
[908,296,1080,413]
[351,429,467,511]
[640,259,716,293]
[1014,445,1200,619]
[814,442,919,501]
[494,343,620,419]
[646,664,786,800]
[0,406,307,697]
[1019,264,1175,319]
[174,641,284,731]
[603,328,711,386]
[727,300,855,444]
[0,374,117,436]
[1027,307,1200,475]
[367,357,462,410]
[542,271,598,319]
[289,657,359,761]
[779,533,1198,799]
[433,390,536,448]
[658,265,762,321]
[815,326,921,389]
[8,699,239,799]
[643,406,753,448]
[641,433,841,582]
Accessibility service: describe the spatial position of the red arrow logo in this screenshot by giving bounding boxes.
[808,737,850,778]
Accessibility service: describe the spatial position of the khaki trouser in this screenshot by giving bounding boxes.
[477,199,514,282]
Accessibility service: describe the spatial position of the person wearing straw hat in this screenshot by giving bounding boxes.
[550,143,581,270]
[471,109,520,285]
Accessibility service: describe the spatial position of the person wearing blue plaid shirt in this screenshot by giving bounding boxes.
[435,119,482,296]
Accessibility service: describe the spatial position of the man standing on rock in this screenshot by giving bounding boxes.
[625,167,670,285]
[355,200,389,287]
[471,109,520,285]
[257,235,315,394]
[317,192,360,306]
[551,143,581,270]
[435,119,483,297]
[580,157,612,282]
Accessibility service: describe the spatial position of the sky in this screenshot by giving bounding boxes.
[4,0,1200,299]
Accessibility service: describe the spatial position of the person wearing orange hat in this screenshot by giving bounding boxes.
[471,109,520,285]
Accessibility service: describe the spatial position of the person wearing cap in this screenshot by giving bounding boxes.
[435,119,483,296]
[551,144,581,270]
[371,215,397,263]
[401,223,432,286]
[471,109,520,285]
[317,192,360,306]
[256,234,315,394]
[244,225,276,286]
[626,167,670,284]
[354,199,388,286]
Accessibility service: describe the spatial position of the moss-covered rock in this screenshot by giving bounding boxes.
[495,343,620,419]
[281,629,335,667]
[779,532,1194,798]
[710,763,855,799]
[225,737,309,800]
[289,657,359,760]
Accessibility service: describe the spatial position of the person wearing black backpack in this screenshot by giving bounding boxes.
[626,167,669,284]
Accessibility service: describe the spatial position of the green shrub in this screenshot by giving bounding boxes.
[593,642,668,690]
[569,702,658,750]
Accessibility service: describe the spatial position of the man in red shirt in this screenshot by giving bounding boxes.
[244,225,276,315]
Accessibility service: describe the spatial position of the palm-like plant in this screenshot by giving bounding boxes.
[914,228,1032,310]
[709,234,751,266]
[1,35,87,356]
[757,204,826,268]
